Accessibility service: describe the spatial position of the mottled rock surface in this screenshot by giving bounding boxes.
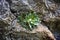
[1,0,60,40]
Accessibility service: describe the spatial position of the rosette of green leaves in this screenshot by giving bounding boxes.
[18,11,41,31]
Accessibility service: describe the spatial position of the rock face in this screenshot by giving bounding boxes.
[1,0,60,40]
[43,0,60,40]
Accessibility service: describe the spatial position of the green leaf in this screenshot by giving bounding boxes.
[17,11,41,31]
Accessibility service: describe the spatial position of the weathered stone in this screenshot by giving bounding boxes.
[0,0,57,40]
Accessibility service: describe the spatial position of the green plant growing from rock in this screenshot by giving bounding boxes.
[17,11,41,31]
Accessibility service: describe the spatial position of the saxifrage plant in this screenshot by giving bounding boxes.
[17,11,41,31]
